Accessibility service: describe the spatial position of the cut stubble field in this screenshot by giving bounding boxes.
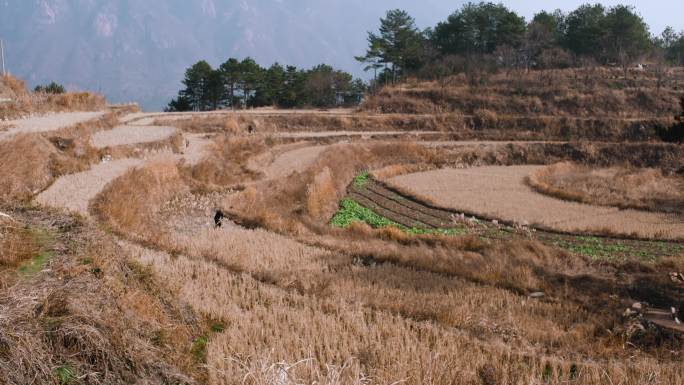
[388,166,684,240]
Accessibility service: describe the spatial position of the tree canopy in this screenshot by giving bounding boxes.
[432,2,526,55]
[167,59,365,112]
[602,5,651,72]
[358,3,672,84]
[658,27,684,66]
[355,9,425,83]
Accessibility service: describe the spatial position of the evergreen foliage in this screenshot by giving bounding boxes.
[167,58,366,112]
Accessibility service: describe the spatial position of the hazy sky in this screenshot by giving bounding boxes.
[406,1,684,35]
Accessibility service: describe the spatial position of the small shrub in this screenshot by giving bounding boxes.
[352,171,370,187]
[54,365,76,385]
[191,334,209,363]
[34,82,66,95]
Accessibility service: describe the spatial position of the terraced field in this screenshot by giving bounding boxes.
[345,177,684,261]
[0,111,105,139]
[6,105,683,385]
[388,166,684,240]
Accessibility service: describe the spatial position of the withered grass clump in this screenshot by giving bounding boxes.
[0,209,203,384]
[0,134,60,202]
[0,222,39,269]
[183,135,266,190]
[528,162,684,214]
[93,158,188,244]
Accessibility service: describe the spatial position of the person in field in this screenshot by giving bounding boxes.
[214,210,225,228]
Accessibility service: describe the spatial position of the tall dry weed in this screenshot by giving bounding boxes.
[93,158,188,243]
[306,167,336,218]
[528,162,684,214]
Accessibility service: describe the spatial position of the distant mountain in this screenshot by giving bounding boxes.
[0,0,456,110]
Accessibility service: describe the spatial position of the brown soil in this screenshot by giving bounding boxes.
[388,166,684,240]
[348,180,454,229]
[90,125,177,148]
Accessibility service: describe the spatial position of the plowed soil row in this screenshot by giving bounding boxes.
[349,181,454,229]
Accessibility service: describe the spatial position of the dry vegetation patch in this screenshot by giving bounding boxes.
[528,162,684,214]
[364,68,683,118]
[65,105,684,384]
[0,207,203,384]
[0,75,105,120]
[361,68,684,142]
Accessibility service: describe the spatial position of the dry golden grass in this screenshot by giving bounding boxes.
[0,134,60,202]
[0,221,39,269]
[306,167,336,218]
[360,67,684,141]
[159,111,472,138]
[93,157,188,243]
[156,115,252,134]
[156,104,680,142]
[183,135,266,191]
[0,75,106,120]
[42,91,106,112]
[528,162,684,214]
[91,132,684,384]
[105,188,684,385]
[364,67,683,118]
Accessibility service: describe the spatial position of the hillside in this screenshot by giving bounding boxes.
[361,67,684,142]
[0,0,454,110]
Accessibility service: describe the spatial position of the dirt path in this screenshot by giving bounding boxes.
[91,125,177,148]
[388,166,684,240]
[120,109,357,126]
[34,158,144,216]
[262,145,328,179]
[273,130,443,139]
[34,111,212,216]
[0,111,105,140]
